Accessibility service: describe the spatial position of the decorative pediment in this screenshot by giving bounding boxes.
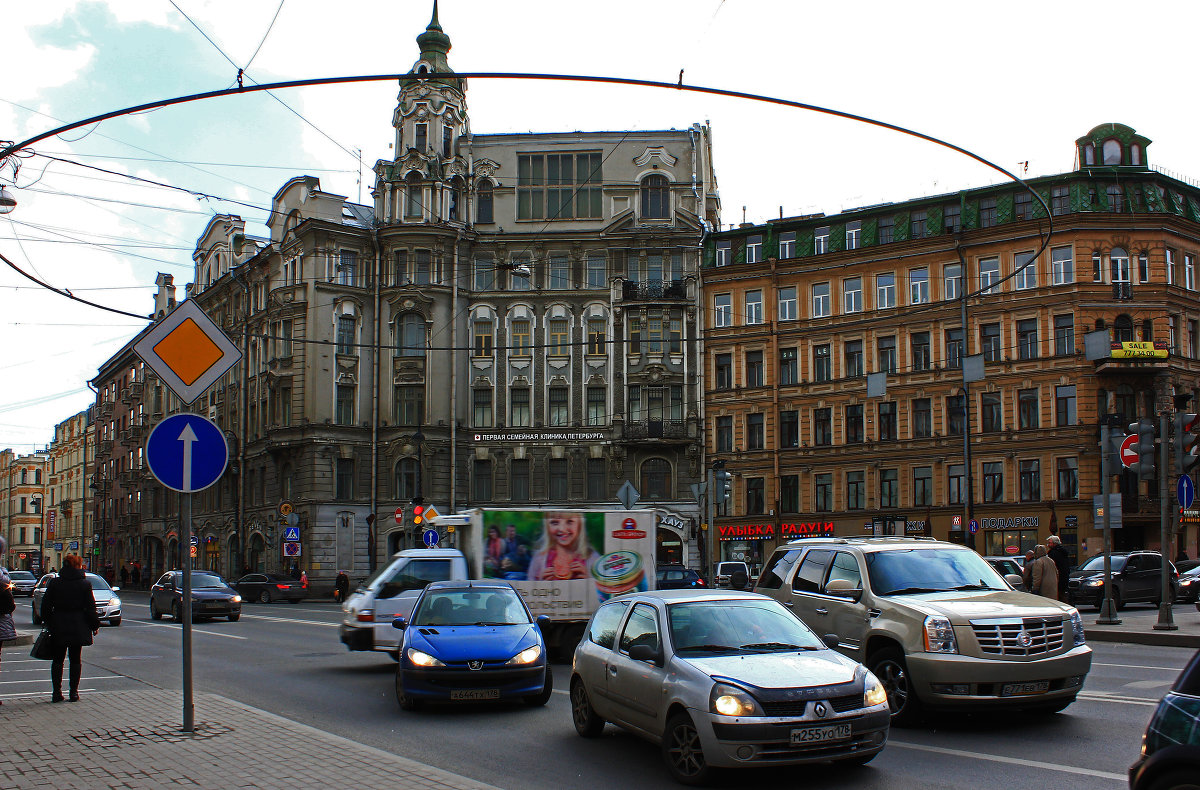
[634,147,678,168]
[474,159,500,181]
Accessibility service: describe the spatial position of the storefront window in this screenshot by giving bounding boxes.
[983,530,1039,558]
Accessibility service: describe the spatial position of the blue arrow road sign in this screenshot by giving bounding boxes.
[423,529,440,548]
[1179,475,1195,511]
[283,526,300,542]
[146,414,228,493]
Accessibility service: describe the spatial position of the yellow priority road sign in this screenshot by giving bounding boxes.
[134,300,242,404]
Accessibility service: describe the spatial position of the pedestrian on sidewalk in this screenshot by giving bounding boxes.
[1046,535,1072,602]
[1030,545,1059,600]
[1022,550,1036,592]
[131,564,141,589]
[0,541,18,705]
[334,571,349,603]
[41,554,100,702]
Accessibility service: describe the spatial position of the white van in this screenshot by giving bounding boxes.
[339,548,468,659]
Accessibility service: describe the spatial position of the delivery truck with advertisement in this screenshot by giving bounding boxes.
[338,507,657,660]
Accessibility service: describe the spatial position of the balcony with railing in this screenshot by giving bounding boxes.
[620,419,690,442]
[621,279,687,302]
[97,439,114,456]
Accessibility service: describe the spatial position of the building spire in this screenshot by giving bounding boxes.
[416,0,451,64]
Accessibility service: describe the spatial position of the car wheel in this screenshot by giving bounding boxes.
[1113,587,1125,610]
[525,665,553,706]
[259,590,273,604]
[1145,768,1200,790]
[395,670,421,711]
[150,601,161,621]
[570,676,605,737]
[228,613,240,622]
[662,712,713,786]
[868,647,925,726]
[109,617,121,627]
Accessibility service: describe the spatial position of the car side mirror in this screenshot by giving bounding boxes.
[392,616,408,630]
[628,643,662,665]
[536,615,550,628]
[1004,573,1024,589]
[824,578,862,601]
[822,633,840,650]
[112,586,120,592]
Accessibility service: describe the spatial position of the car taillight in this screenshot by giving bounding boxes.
[696,579,706,586]
[276,584,290,590]
[357,609,374,622]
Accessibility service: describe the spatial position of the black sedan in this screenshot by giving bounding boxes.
[655,565,706,590]
[149,570,242,622]
[233,573,306,604]
[1177,566,1200,604]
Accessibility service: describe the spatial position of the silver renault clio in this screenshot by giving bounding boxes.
[570,589,890,785]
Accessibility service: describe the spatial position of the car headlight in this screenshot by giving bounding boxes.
[1069,608,1086,646]
[505,645,543,665]
[1083,578,1104,588]
[864,672,888,708]
[109,597,121,608]
[231,595,242,603]
[923,615,958,653]
[406,648,445,667]
[710,682,763,717]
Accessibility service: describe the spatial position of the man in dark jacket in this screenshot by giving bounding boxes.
[42,554,101,702]
[1046,535,1072,602]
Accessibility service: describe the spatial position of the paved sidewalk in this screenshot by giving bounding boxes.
[0,687,504,790]
[1082,602,1200,649]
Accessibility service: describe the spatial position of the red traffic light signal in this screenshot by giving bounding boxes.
[412,504,425,526]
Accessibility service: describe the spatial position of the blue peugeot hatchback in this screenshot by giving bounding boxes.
[392,580,552,711]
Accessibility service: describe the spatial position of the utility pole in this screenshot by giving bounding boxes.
[1155,409,1176,631]
[1097,416,1121,625]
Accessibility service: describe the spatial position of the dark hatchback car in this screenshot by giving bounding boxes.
[150,570,242,622]
[233,572,305,604]
[1130,649,1200,790]
[655,565,706,590]
[1068,552,1177,610]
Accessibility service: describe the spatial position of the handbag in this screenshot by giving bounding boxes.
[30,629,54,660]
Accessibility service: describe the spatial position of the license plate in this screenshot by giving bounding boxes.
[205,601,223,608]
[791,724,851,745]
[1000,681,1049,696]
[449,689,500,701]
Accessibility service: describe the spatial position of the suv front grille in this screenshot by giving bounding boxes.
[971,617,1065,656]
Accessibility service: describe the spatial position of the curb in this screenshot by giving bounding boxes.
[1085,628,1200,650]
[7,631,34,647]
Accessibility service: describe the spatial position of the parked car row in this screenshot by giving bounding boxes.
[31,572,123,627]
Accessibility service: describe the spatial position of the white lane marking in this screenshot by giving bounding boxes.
[124,620,247,640]
[239,614,338,628]
[887,740,1125,782]
[1124,680,1170,690]
[1094,661,1189,671]
[1077,691,1159,707]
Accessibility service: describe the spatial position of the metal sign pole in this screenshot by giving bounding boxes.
[182,489,194,732]
[1156,411,1177,630]
[1097,421,1121,624]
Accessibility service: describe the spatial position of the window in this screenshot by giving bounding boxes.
[413,122,427,150]
[518,152,602,220]
[336,315,356,355]
[405,173,423,219]
[745,235,763,264]
[814,474,832,512]
[336,384,355,425]
[778,231,795,258]
[715,353,732,389]
[641,174,669,219]
[584,254,607,289]
[746,350,764,387]
[473,256,495,290]
[547,458,569,500]
[1056,385,1076,426]
[1052,246,1073,285]
[509,256,531,290]
[979,257,1000,294]
[747,414,764,450]
[548,255,569,289]
[1014,251,1037,290]
[1051,186,1069,215]
[913,398,932,438]
[585,457,606,500]
[983,462,1004,503]
[1136,251,1149,283]
[947,394,965,435]
[511,459,530,502]
[979,197,997,227]
[1057,458,1079,499]
[1018,388,1039,430]
[911,210,927,239]
[1017,318,1039,360]
[846,404,864,443]
[878,401,897,441]
[337,250,359,286]
[475,180,494,224]
[813,344,831,382]
[398,314,425,357]
[948,464,965,505]
[473,388,493,427]
[780,410,799,448]
[779,347,798,385]
[944,203,961,233]
[715,240,731,267]
[473,319,494,357]
[778,286,797,321]
[548,386,569,426]
[876,273,896,309]
[1167,249,1177,285]
[944,263,962,300]
[643,459,672,500]
[813,282,831,317]
[981,323,1001,362]
[847,471,865,510]
[395,385,424,425]
[843,277,862,313]
[1014,191,1033,221]
[511,320,532,356]
[547,318,569,356]
[715,416,733,452]
[845,221,861,250]
[1054,314,1074,356]
[878,216,894,244]
[1111,247,1131,283]
[1187,254,1196,290]
[911,332,931,371]
[814,226,830,254]
[945,328,963,368]
[913,467,932,507]
[844,340,863,378]
[714,293,732,327]
[669,315,682,353]
[1107,184,1124,212]
[981,392,1002,433]
[336,458,355,500]
[745,290,763,324]
[1093,251,1103,282]
[814,408,832,446]
[393,457,419,500]
[1020,460,1040,502]
[585,386,606,426]
[780,475,799,513]
[910,267,929,304]
[877,335,896,373]
[510,388,531,427]
[880,469,898,508]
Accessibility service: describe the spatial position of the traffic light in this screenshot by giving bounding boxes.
[1128,418,1156,480]
[715,470,732,502]
[1175,413,1200,473]
[411,497,425,527]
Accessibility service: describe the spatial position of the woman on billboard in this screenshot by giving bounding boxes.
[528,511,599,581]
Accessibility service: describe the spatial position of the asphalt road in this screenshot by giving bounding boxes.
[3,591,1193,789]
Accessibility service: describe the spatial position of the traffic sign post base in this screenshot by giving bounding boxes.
[1153,602,1179,631]
[1096,596,1122,626]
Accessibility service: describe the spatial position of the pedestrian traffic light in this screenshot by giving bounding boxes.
[411,497,425,526]
[1128,418,1156,480]
[1175,412,1200,473]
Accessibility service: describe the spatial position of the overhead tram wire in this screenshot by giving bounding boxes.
[0,71,1053,320]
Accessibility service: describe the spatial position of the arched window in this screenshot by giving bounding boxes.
[641,174,670,219]
[1114,314,1135,343]
[405,172,423,219]
[397,314,425,357]
[1102,139,1123,165]
[476,179,493,224]
[1110,247,1130,283]
[641,458,672,500]
[395,458,419,499]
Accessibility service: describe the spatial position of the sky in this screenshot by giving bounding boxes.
[4,0,1200,453]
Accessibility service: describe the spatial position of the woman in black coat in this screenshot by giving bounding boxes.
[41,554,100,702]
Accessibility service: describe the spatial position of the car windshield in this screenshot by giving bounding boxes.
[10,571,34,581]
[85,574,113,592]
[1184,566,1200,578]
[190,572,226,589]
[668,599,824,653]
[412,588,530,626]
[866,548,1008,595]
[1078,555,1127,573]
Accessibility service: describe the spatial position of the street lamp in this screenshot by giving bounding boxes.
[0,185,16,214]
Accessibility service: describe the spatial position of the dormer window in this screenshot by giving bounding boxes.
[1131,145,1142,165]
[1102,139,1122,165]
[1083,144,1095,165]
